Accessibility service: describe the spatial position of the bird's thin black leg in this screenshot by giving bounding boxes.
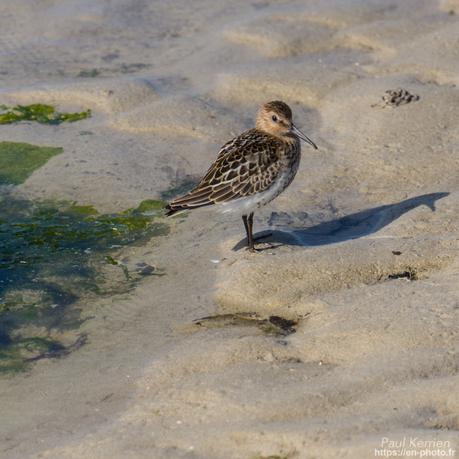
[242,215,251,249]
[247,212,255,251]
[242,214,255,251]
[248,212,273,243]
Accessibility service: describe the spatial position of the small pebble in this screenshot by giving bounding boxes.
[136,264,156,275]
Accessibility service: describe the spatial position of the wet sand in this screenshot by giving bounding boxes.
[1,1,458,458]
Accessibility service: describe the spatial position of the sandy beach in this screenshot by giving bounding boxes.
[1,1,458,458]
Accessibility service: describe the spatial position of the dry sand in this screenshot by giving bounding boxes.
[1,0,459,458]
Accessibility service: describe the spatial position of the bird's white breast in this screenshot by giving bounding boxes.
[218,156,300,215]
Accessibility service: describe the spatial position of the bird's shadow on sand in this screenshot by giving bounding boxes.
[233,192,449,251]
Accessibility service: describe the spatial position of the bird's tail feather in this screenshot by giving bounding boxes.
[165,201,213,217]
[165,186,216,216]
[164,205,182,217]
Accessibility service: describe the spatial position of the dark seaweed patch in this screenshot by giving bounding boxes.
[267,316,297,335]
[387,267,418,281]
[193,312,298,336]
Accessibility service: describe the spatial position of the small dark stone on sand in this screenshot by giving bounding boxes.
[137,264,156,275]
[268,316,297,334]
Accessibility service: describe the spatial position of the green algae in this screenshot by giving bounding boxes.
[0,195,168,374]
[136,199,165,213]
[0,141,63,185]
[0,104,91,125]
[105,256,131,281]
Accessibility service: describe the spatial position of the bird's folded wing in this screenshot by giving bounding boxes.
[168,130,282,210]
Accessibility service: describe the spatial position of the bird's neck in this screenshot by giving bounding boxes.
[256,128,298,146]
[282,132,301,147]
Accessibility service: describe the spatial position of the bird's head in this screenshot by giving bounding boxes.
[256,100,317,149]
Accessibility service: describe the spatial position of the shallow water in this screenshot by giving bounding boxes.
[0,193,167,374]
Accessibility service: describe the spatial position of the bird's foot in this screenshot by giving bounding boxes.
[246,242,280,253]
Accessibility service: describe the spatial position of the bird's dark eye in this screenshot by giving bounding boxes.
[271,115,278,122]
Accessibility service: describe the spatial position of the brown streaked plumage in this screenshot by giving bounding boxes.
[166,100,318,251]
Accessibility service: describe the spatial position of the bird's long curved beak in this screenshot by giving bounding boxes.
[292,124,318,150]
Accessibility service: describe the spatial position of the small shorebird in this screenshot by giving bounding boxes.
[165,101,317,251]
